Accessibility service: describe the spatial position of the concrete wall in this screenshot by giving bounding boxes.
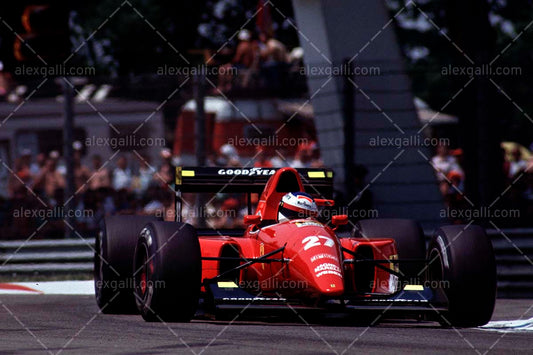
[292,0,445,228]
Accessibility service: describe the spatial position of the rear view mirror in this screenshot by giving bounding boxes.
[332,215,349,226]
[315,199,335,207]
[244,215,261,225]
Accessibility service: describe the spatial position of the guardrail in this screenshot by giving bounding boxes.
[0,238,94,275]
[0,229,531,298]
[486,229,533,298]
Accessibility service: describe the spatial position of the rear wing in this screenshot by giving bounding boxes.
[174,166,334,197]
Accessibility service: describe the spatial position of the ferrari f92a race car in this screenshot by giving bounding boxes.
[95,167,497,327]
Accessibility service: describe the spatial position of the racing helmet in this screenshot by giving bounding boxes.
[278,192,318,222]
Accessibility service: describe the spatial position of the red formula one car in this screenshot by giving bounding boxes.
[95,167,497,326]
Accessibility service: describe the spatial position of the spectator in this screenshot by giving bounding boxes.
[258,32,289,91]
[112,156,132,191]
[269,150,287,168]
[431,144,462,196]
[509,147,528,178]
[216,144,241,167]
[73,142,90,192]
[8,156,32,199]
[217,29,259,92]
[233,29,258,69]
[89,155,111,190]
[259,32,288,64]
[0,61,13,101]
[431,144,462,181]
[156,148,173,186]
[19,149,33,181]
[142,185,166,216]
[291,143,313,168]
[308,141,324,168]
[253,146,273,167]
[30,152,46,178]
[288,47,304,68]
[444,170,468,223]
[33,152,65,204]
[135,154,156,196]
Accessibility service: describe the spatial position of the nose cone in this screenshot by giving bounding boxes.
[285,227,345,297]
[310,261,344,296]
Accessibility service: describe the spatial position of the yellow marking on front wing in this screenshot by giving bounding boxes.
[218,281,239,288]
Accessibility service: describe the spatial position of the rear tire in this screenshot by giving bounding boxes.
[94,215,160,314]
[134,221,201,322]
[427,225,496,327]
[354,219,426,280]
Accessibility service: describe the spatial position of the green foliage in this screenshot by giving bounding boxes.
[72,0,202,76]
[387,0,533,144]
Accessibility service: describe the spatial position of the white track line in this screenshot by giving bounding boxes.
[480,317,533,333]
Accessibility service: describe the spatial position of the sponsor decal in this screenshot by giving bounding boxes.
[314,263,342,278]
[310,253,338,263]
[293,221,323,228]
[222,297,286,301]
[302,235,335,251]
[367,298,428,303]
[217,168,276,176]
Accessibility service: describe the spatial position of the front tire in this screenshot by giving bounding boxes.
[134,221,201,322]
[427,225,496,327]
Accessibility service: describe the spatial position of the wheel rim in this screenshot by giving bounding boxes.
[140,258,147,295]
[135,243,150,298]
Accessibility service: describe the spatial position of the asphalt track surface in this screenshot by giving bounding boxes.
[0,296,531,354]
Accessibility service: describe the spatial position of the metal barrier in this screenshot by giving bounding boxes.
[486,229,533,299]
[0,229,532,298]
[0,238,95,275]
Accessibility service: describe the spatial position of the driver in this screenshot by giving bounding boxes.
[278,192,318,223]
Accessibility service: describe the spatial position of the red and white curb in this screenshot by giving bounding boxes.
[0,281,94,295]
